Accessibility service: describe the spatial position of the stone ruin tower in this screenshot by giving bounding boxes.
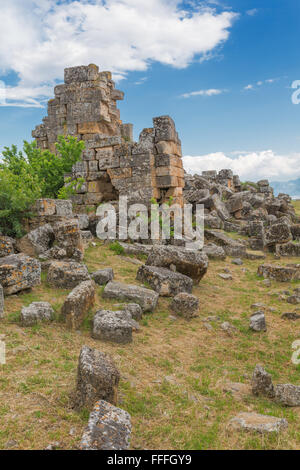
[32,64,184,212]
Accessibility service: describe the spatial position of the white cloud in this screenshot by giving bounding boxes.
[246,9,258,17]
[243,77,278,91]
[181,88,225,98]
[183,150,300,182]
[0,0,238,107]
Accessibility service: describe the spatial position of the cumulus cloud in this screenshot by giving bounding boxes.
[183,150,300,182]
[0,0,237,107]
[181,88,225,98]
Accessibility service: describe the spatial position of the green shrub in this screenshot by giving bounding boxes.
[0,136,85,237]
[0,167,41,237]
[109,241,125,255]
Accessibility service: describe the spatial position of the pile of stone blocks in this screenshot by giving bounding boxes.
[32,64,185,212]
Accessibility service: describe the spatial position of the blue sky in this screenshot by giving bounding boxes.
[0,0,299,183]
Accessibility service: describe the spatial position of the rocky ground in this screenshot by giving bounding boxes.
[1,204,300,450]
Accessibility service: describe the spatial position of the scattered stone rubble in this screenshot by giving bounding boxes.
[252,364,300,407]
[1,62,300,449]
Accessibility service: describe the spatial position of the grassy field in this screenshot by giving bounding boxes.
[292,200,300,217]
[1,240,300,450]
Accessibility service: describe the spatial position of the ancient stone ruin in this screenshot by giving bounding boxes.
[32,64,184,211]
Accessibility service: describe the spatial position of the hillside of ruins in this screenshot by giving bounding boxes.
[0,63,300,451]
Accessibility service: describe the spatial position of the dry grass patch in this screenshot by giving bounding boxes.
[0,241,300,449]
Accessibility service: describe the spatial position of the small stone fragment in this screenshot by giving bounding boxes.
[250,311,266,332]
[92,268,114,285]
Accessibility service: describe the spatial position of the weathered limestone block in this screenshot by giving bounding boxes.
[136,265,193,297]
[257,264,300,282]
[74,345,120,410]
[276,242,300,257]
[118,303,143,321]
[226,192,244,214]
[146,246,208,283]
[54,200,73,217]
[103,281,159,313]
[61,280,95,329]
[35,199,56,216]
[80,400,131,450]
[0,236,15,257]
[291,224,300,240]
[92,310,133,344]
[202,243,226,260]
[204,230,246,257]
[21,302,54,327]
[80,230,94,245]
[53,219,84,259]
[92,268,114,286]
[0,285,4,319]
[250,311,267,332]
[153,116,177,143]
[47,261,91,289]
[274,384,300,407]
[265,221,292,246]
[171,292,199,319]
[118,242,152,257]
[251,365,275,398]
[0,254,41,295]
[16,224,54,258]
[228,412,288,434]
[77,214,89,230]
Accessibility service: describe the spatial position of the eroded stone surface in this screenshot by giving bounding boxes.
[229,412,288,434]
[92,310,133,344]
[61,280,95,329]
[80,400,131,450]
[103,281,158,312]
[170,292,199,319]
[251,365,275,398]
[250,311,267,332]
[146,245,208,283]
[92,268,114,286]
[257,264,300,282]
[74,345,120,410]
[136,265,193,297]
[21,302,54,327]
[47,261,91,289]
[0,254,41,295]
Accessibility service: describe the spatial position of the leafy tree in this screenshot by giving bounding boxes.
[2,135,85,198]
